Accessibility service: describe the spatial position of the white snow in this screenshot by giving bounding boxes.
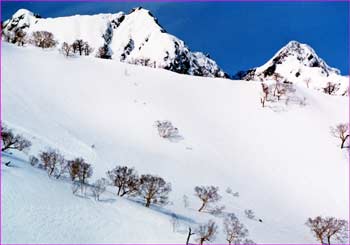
[1,42,349,244]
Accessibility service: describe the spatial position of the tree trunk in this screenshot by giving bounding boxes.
[186,227,194,245]
[199,238,205,245]
[145,198,151,207]
[198,202,206,212]
[327,236,331,245]
[117,187,121,196]
[341,134,349,148]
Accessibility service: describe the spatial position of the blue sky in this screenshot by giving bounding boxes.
[2,2,349,75]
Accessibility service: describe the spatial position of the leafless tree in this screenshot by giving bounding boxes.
[138,174,171,207]
[15,29,27,46]
[1,124,31,152]
[223,213,250,245]
[39,149,66,178]
[196,220,218,245]
[60,42,73,57]
[305,216,348,244]
[68,158,93,184]
[260,83,269,107]
[72,39,85,55]
[194,186,221,212]
[273,81,286,101]
[106,165,140,196]
[154,120,179,138]
[304,78,311,88]
[30,31,57,48]
[96,44,111,59]
[91,178,107,201]
[331,123,349,149]
[323,82,337,95]
[68,158,92,195]
[186,227,195,245]
[83,42,93,56]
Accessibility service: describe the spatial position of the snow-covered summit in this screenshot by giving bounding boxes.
[234,40,348,95]
[2,7,228,78]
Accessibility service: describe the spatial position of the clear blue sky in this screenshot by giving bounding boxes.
[2,2,349,75]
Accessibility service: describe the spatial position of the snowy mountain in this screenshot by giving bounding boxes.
[2,42,349,244]
[234,41,349,96]
[2,7,228,78]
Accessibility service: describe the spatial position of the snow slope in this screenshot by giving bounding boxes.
[235,41,348,96]
[2,8,227,78]
[1,43,349,243]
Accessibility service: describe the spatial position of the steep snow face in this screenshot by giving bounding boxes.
[2,7,228,78]
[2,43,349,244]
[236,41,348,96]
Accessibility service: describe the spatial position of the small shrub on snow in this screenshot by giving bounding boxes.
[29,155,39,167]
[244,209,255,220]
[154,120,179,138]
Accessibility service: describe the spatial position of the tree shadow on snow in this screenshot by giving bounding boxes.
[127,198,196,224]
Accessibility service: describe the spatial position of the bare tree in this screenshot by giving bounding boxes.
[186,227,195,245]
[223,213,250,245]
[305,216,348,244]
[106,166,140,197]
[1,125,31,152]
[39,149,66,178]
[96,44,111,59]
[194,186,221,212]
[260,83,269,107]
[72,39,85,55]
[323,82,338,95]
[30,31,56,48]
[304,78,311,88]
[15,29,27,46]
[138,174,171,207]
[60,42,73,57]
[196,220,218,245]
[91,178,107,201]
[331,123,349,149]
[68,158,93,195]
[68,158,93,184]
[83,42,93,56]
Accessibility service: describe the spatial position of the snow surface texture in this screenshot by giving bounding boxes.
[235,41,349,96]
[2,42,349,244]
[2,7,227,78]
